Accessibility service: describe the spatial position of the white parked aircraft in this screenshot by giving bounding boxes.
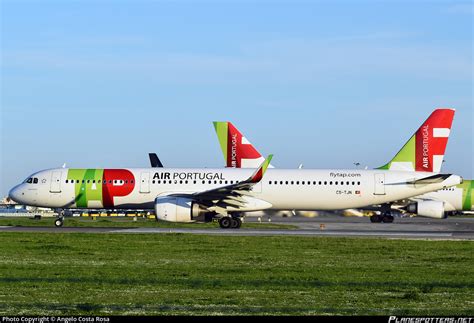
[212,109,473,222]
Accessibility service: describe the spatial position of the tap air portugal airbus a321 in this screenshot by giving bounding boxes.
[213,108,473,222]
[9,110,463,228]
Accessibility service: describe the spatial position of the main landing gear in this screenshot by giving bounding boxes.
[218,216,242,229]
[369,204,395,223]
[369,212,394,223]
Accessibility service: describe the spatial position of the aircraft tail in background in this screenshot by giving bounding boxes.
[213,121,273,168]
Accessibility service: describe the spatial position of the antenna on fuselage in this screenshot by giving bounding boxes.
[62,163,66,168]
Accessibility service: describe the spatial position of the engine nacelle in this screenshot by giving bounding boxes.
[154,196,210,222]
[406,200,447,219]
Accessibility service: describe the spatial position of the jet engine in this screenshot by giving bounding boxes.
[406,200,447,219]
[154,196,210,222]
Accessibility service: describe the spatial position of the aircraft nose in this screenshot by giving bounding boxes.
[8,185,23,203]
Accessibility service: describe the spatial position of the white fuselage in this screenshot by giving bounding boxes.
[9,167,462,211]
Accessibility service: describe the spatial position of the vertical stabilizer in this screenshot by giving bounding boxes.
[378,108,455,173]
[213,121,272,168]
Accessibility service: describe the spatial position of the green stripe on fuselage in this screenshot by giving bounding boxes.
[67,169,103,207]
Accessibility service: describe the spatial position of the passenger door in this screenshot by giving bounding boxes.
[50,171,62,193]
[374,173,386,195]
[140,172,150,193]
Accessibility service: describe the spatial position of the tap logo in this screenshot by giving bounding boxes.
[67,169,135,208]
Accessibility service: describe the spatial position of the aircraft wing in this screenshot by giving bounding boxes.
[169,155,273,214]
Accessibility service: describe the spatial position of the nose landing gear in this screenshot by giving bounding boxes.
[54,218,64,227]
[54,209,65,227]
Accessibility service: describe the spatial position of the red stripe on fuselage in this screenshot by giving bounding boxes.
[102,169,135,207]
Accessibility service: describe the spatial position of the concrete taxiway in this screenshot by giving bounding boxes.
[0,215,473,240]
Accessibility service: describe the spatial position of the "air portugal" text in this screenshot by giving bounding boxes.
[153,172,225,180]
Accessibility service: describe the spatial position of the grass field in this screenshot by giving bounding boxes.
[0,216,296,229]
[0,233,472,316]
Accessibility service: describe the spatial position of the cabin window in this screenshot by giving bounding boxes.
[193,180,196,184]
[357,181,361,185]
[296,181,299,185]
[65,180,69,183]
[352,181,355,185]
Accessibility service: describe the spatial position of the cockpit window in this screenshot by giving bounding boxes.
[24,177,40,184]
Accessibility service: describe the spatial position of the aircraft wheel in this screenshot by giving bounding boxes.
[370,215,381,223]
[230,217,242,229]
[54,219,64,227]
[382,215,394,223]
[218,217,232,229]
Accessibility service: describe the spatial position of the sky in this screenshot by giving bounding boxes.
[1,0,472,196]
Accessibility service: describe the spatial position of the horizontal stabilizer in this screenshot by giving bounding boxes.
[406,174,452,185]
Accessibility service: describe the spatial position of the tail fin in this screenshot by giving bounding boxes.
[213,121,273,168]
[378,108,455,173]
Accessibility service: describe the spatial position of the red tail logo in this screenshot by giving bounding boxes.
[226,123,261,168]
[415,109,455,172]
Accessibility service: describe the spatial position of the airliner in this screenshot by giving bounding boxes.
[8,111,463,228]
[212,109,473,222]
